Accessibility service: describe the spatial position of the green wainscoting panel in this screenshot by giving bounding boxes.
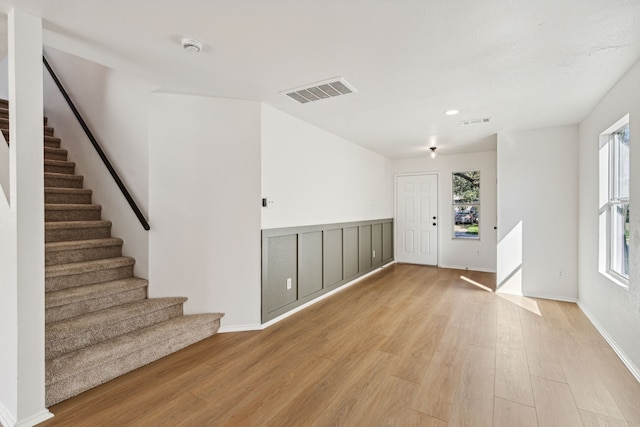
[323,229,343,288]
[382,222,394,263]
[262,234,297,315]
[262,218,393,323]
[358,225,372,272]
[343,226,359,281]
[298,231,323,298]
[372,223,382,268]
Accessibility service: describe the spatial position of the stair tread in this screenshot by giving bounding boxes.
[46,277,149,309]
[45,220,110,230]
[46,313,223,385]
[45,256,133,278]
[45,187,91,195]
[44,146,67,153]
[46,297,188,337]
[45,172,83,180]
[45,203,102,211]
[45,159,75,166]
[46,237,123,252]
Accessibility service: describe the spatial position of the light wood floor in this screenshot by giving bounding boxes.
[41,264,640,426]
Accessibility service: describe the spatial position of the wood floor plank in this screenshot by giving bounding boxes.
[493,397,538,427]
[494,297,534,407]
[579,409,630,427]
[531,375,583,427]
[590,346,640,425]
[522,323,567,383]
[448,345,495,426]
[560,341,624,420]
[411,326,470,421]
[469,298,498,350]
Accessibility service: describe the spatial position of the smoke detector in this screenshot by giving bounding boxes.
[182,38,202,53]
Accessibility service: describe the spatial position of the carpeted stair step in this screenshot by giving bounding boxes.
[45,187,92,204]
[45,203,102,222]
[44,146,68,161]
[45,297,188,359]
[45,159,75,174]
[45,238,123,266]
[45,256,133,291]
[46,313,223,406]
[45,220,110,243]
[44,136,62,148]
[45,172,84,189]
[46,277,149,323]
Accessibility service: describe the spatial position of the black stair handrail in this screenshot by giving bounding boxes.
[43,56,150,231]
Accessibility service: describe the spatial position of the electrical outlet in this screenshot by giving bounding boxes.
[557,268,565,279]
[286,278,292,290]
[476,250,480,256]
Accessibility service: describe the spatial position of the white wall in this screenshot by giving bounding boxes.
[496,126,578,300]
[393,150,497,272]
[149,93,262,331]
[261,104,394,229]
[578,59,640,376]
[42,47,157,278]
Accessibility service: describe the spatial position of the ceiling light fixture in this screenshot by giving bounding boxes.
[444,109,459,116]
[182,38,202,53]
[429,146,437,159]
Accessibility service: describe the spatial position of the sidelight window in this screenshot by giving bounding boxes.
[453,170,480,240]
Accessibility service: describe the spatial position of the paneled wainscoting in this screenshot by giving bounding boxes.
[41,264,640,426]
[262,218,393,322]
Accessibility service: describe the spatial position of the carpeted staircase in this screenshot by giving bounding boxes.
[0,99,224,407]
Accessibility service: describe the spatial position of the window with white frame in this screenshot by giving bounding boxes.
[599,115,629,286]
[453,170,480,239]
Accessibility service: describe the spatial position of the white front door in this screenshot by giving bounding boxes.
[396,174,438,265]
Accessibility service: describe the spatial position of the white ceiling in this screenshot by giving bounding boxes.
[2,0,640,159]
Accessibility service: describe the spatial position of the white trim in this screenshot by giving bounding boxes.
[0,406,53,427]
[260,261,396,330]
[439,264,496,273]
[0,402,16,427]
[218,324,262,333]
[523,292,578,303]
[578,301,640,384]
[15,410,53,427]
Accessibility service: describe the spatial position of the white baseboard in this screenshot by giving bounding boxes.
[16,410,53,427]
[0,404,53,427]
[439,264,497,273]
[218,324,262,333]
[577,301,640,384]
[260,261,396,330]
[523,292,578,303]
[0,402,16,427]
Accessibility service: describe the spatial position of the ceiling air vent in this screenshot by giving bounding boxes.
[282,77,357,104]
[461,117,491,126]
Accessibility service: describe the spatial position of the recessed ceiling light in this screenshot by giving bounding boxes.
[445,109,459,116]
